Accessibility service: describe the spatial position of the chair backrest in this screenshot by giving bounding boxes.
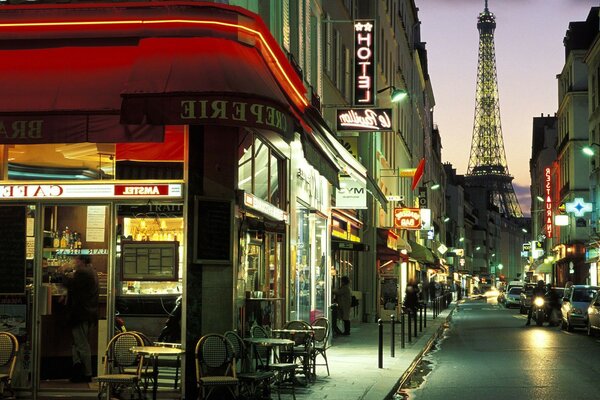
[0,332,18,382]
[284,320,311,346]
[250,325,270,339]
[195,334,236,382]
[129,331,153,346]
[224,331,250,373]
[311,317,330,344]
[104,332,144,374]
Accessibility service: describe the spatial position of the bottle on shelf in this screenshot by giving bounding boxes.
[52,232,60,248]
[59,231,67,248]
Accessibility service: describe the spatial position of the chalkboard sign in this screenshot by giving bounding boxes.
[193,197,232,264]
[0,206,26,294]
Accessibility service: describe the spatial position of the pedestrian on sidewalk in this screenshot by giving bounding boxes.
[404,283,419,317]
[333,276,352,335]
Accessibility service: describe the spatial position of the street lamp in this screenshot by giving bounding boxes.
[582,142,600,156]
[423,180,441,190]
[377,86,408,103]
[443,217,450,223]
[536,196,544,202]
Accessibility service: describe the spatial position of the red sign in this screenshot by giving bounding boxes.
[393,207,422,230]
[114,185,170,196]
[544,167,552,239]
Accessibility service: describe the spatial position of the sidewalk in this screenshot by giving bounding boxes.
[280,303,456,400]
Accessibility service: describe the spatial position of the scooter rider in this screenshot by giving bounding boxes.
[526,280,546,326]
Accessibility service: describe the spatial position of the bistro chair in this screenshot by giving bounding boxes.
[195,333,239,400]
[224,330,274,399]
[310,317,330,376]
[249,325,297,400]
[94,331,145,400]
[280,320,313,382]
[0,332,18,398]
[123,331,155,394]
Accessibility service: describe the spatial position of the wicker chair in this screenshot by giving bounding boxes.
[195,334,239,400]
[250,325,297,400]
[0,332,18,398]
[224,331,274,399]
[94,331,145,400]
[280,320,313,382]
[310,317,330,376]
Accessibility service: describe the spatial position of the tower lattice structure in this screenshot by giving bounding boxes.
[466,0,523,218]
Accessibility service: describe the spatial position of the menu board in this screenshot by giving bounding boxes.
[121,241,179,281]
[0,206,26,294]
[194,197,232,264]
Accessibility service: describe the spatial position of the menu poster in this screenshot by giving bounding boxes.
[86,206,106,242]
[121,241,179,281]
[0,206,26,294]
[193,197,233,264]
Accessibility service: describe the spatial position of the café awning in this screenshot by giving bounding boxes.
[408,239,436,265]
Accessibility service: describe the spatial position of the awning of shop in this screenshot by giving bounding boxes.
[0,2,309,145]
[120,37,296,140]
[0,44,164,144]
[408,239,436,265]
[300,129,341,187]
[531,258,553,274]
[376,229,411,262]
[303,107,388,207]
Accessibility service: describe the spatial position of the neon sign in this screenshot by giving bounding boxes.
[336,108,392,131]
[394,207,422,230]
[565,197,593,217]
[544,167,552,238]
[354,20,375,106]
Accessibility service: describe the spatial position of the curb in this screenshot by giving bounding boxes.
[385,305,456,399]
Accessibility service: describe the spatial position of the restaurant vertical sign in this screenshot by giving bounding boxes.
[354,20,375,106]
[544,167,552,239]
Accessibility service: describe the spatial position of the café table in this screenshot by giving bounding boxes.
[130,345,185,400]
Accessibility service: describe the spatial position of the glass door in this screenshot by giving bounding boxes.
[38,204,109,390]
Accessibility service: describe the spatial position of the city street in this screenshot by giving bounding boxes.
[401,297,600,400]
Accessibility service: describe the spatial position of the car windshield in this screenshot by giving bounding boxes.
[509,288,522,295]
[572,289,598,302]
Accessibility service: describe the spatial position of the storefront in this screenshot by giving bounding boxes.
[376,228,410,320]
[0,2,347,398]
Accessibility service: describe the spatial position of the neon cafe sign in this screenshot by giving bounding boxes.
[354,20,375,106]
[336,108,392,131]
[544,167,552,239]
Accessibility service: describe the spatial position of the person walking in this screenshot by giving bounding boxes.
[59,255,99,383]
[404,283,419,317]
[333,276,352,335]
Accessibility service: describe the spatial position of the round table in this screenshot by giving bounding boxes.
[130,345,185,400]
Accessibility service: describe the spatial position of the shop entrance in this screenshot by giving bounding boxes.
[37,204,109,392]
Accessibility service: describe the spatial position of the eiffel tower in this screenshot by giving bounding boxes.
[466,0,523,218]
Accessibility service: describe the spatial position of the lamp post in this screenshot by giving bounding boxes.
[377,86,408,103]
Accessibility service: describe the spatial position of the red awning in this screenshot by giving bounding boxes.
[0,44,163,144]
[120,37,295,139]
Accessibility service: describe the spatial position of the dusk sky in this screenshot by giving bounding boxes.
[417,0,599,215]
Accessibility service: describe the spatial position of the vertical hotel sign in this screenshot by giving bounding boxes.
[544,167,552,238]
[354,20,375,106]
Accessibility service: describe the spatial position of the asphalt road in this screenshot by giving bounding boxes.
[400,296,600,400]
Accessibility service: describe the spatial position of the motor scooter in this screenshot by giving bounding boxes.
[532,296,545,326]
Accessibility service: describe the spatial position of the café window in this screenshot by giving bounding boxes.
[2,126,185,181]
[237,131,283,207]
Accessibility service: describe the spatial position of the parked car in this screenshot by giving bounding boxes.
[586,290,600,336]
[561,285,600,332]
[519,284,536,314]
[505,287,522,309]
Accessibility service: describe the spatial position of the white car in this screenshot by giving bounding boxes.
[505,287,522,308]
[561,285,599,332]
[587,291,600,336]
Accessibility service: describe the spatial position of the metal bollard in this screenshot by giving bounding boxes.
[401,311,405,349]
[419,305,423,332]
[407,311,412,343]
[378,319,383,368]
[413,307,418,335]
[390,315,395,357]
[423,302,427,328]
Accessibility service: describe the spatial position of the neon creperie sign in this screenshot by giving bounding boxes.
[544,167,552,238]
[0,184,182,199]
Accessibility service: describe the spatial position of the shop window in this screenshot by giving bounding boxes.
[237,132,284,208]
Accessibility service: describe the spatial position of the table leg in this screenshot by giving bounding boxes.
[152,356,159,400]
